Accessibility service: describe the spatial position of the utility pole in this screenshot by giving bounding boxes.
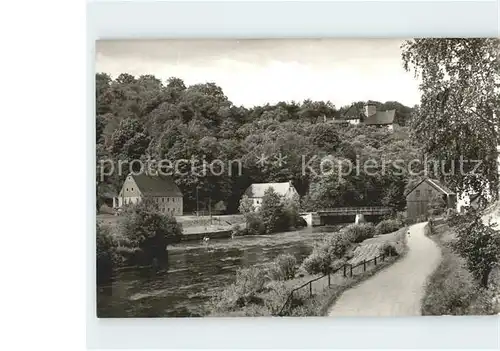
[209,197,212,224]
[196,186,199,217]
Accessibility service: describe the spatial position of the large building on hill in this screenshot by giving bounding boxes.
[243,181,299,210]
[339,103,396,130]
[114,173,183,215]
[406,178,456,221]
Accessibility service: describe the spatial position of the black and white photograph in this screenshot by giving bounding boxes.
[95,38,500,318]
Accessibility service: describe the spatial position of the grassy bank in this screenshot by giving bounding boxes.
[283,227,408,316]
[310,228,409,316]
[208,225,409,317]
[422,222,499,315]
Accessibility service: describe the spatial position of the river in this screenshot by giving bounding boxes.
[96,228,335,317]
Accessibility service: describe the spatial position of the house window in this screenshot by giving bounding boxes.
[126,188,128,191]
[131,188,133,191]
[416,190,420,198]
[428,189,432,197]
[162,198,164,203]
[167,198,170,203]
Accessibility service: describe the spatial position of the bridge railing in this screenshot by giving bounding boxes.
[276,250,396,316]
[317,206,392,214]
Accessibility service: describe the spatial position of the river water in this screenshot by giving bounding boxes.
[97,228,334,317]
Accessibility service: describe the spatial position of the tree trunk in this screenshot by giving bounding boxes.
[480,268,491,288]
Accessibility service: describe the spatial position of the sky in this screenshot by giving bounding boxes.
[95,39,422,108]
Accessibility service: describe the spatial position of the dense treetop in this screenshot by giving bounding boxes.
[402,38,500,200]
[95,72,418,213]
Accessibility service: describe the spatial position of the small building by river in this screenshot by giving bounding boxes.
[406,178,456,221]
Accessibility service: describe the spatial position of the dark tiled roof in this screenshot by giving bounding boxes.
[363,110,396,125]
[132,173,183,197]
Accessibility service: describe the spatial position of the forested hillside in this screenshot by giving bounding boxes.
[95,73,418,213]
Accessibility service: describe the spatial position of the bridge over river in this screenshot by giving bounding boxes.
[301,206,393,226]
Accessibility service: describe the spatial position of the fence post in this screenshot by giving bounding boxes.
[309,282,313,297]
[343,265,347,277]
[350,264,353,277]
[363,260,366,272]
[328,272,331,287]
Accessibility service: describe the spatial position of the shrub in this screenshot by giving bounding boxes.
[283,195,306,229]
[451,212,500,287]
[301,251,330,275]
[428,194,447,217]
[379,243,398,257]
[234,266,268,296]
[260,188,288,234]
[376,219,402,235]
[208,266,269,314]
[246,213,266,235]
[295,216,308,228]
[467,283,500,315]
[231,224,244,237]
[301,233,350,274]
[96,223,119,284]
[119,199,183,265]
[421,253,477,315]
[342,223,376,243]
[266,254,298,281]
[262,281,290,315]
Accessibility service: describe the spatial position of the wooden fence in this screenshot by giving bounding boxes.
[276,251,395,316]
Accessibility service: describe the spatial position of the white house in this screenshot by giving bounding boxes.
[242,181,299,210]
[114,173,184,215]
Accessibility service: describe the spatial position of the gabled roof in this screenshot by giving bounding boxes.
[244,181,294,198]
[340,104,396,125]
[341,104,364,120]
[363,110,396,125]
[406,178,455,197]
[470,193,481,204]
[127,173,183,197]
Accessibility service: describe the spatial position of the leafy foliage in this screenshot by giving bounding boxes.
[375,219,403,235]
[301,233,351,274]
[428,194,447,217]
[208,266,269,314]
[119,199,183,264]
[259,188,288,234]
[449,211,500,287]
[266,254,298,281]
[96,223,119,284]
[402,39,500,199]
[342,223,376,243]
[96,73,417,213]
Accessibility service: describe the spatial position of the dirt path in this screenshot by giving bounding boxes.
[328,222,441,316]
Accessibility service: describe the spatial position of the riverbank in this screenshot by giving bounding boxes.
[97,228,327,317]
[327,223,434,316]
[421,219,500,315]
[205,224,409,317]
[97,213,242,241]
